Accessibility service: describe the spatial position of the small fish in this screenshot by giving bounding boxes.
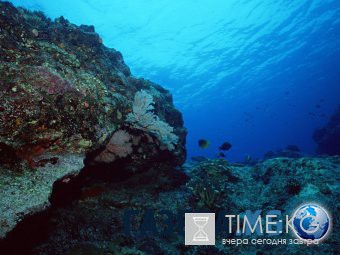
[198,139,210,149]
[219,152,226,158]
[245,155,252,162]
[219,142,232,151]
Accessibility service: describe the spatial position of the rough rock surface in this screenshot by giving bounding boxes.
[5,156,338,255]
[313,106,340,155]
[0,155,83,239]
[0,1,186,240]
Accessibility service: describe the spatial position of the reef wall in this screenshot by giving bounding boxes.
[0,1,186,240]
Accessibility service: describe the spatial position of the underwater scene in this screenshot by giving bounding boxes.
[0,0,339,254]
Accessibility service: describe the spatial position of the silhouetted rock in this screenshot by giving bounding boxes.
[313,106,340,155]
[285,144,300,152]
[263,145,302,159]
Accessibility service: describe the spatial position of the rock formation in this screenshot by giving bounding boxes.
[313,106,340,155]
[0,1,186,240]
[6,156,338,255]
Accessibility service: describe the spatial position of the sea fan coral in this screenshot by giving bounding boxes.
[126,90,178,151]
[95,130,133,163]
[106,130,133,157]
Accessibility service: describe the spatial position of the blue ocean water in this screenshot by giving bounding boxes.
[9,0,340,161]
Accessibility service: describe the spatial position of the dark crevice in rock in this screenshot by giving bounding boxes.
[0,209,52,255]
[49,160,140,208]
[0,142,19,165]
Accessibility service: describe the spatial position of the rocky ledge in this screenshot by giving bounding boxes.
[0,1,186,240]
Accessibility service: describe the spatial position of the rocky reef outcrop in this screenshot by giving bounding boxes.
[4,156,338,255]
[0,1,186,240]
[263,144,303,160]
[313,106,340,156]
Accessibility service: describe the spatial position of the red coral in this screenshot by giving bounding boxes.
[15,138,52,168]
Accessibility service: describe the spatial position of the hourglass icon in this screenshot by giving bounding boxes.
[193,217,209,241]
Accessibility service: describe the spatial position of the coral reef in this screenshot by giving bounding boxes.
[0,1,186,240]
[2,156,336,255]
[0,2,338,255]
[313,106,340,155]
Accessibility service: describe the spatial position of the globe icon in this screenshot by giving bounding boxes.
[292,204,330,240]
